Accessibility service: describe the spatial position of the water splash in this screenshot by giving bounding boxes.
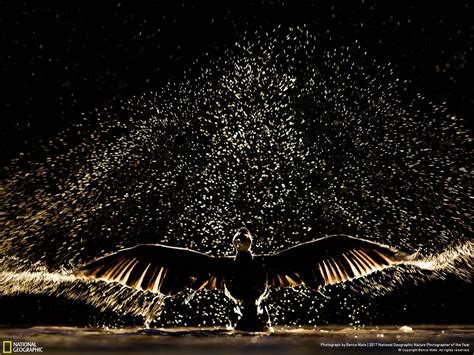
[407,239,473,278]
[344,239,473,299]
[0,27,472,326]
[0,267,167,321]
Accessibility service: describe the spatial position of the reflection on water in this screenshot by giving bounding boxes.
[1,325,472,354]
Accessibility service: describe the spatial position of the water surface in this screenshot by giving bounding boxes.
[1,325,472,354]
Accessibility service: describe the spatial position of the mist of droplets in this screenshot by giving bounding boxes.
[0,27,472,327]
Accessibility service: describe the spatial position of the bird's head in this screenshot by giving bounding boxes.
[233,227,253,252]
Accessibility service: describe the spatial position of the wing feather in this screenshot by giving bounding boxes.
[260,234,410,290]
[76,244,231,296]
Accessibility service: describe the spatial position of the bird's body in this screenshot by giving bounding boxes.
[223,251,270,330]
[77,227,410,331]
[225,251,267,303]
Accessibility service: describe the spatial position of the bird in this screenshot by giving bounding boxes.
[76,227,411,331]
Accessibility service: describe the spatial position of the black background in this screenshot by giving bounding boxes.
[0,0,472,326]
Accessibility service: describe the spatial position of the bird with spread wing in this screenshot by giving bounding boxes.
[76,227,411,331]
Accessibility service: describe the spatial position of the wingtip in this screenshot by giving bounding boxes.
[399,251,419,262]
[73,258,103,280]
[73,265,92,280]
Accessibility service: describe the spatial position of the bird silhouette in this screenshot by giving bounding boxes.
[76,227,410,331]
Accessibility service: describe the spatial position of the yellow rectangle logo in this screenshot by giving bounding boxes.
[2,341,12,354]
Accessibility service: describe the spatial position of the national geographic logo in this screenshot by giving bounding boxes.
[2,341,43,353]
[2,342,11,354]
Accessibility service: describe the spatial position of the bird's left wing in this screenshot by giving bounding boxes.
[76,244,232,296]
[259,234,410,290]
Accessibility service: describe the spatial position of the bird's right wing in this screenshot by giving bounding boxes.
[260,234,410,290]
[76,244,232,296]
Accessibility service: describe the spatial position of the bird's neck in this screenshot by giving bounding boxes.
[235,250,253,261]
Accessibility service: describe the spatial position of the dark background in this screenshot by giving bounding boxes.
[0,0,472,326]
